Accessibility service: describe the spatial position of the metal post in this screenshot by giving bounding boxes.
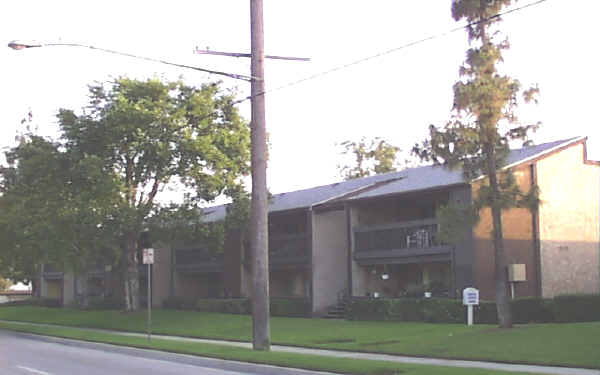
[147,263,151,342]
[467,305,473,326]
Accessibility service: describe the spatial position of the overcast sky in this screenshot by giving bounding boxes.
[1,0,598,200]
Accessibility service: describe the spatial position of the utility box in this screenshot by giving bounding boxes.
[507,264,526,282]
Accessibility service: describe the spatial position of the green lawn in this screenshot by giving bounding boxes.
[0,322,538,375]
[0,306,598,369]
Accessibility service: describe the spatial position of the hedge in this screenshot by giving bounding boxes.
[554,294,600,322]
[163,297,311,317]
[348,294,600,324]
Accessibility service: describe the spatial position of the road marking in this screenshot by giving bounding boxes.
[16,366,52,375]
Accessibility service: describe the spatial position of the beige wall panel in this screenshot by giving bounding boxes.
[472,164,538,300]
[312,209,348,315]
[152,247,172,307]
[537,143,600,297]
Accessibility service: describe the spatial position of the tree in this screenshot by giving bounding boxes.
[413,0,540,328]
[0,136,121,296]
[337,137,402,180]
[57,77,250,311]
[0,276,12,292]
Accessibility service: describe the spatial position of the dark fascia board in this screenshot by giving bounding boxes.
[337,182,469,208]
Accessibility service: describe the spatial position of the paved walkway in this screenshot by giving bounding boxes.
[1,320,598,375]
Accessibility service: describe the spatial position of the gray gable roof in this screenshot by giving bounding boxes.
[202,137,584,221]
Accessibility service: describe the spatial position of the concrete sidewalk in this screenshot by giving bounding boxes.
[1,320,598,375]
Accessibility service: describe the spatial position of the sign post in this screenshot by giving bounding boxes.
[462,287,479,326]
[142,248,154,341]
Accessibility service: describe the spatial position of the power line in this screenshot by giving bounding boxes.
[233,0,549,106]
[9,42,255,82]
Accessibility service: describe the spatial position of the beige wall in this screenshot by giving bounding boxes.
[270,269,308,297]
[45,280,62,300]
[349,206,370,296]
[472,164,538,300]
[174,272,223,299]
[63,271,75,306]
[152,247,172,307]
[311,208,348,315]
[536,142,600,297]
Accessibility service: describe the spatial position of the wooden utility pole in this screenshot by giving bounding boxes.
[250,0,270,351]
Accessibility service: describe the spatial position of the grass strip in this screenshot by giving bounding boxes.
[1,306,598,369]
[0,322,537,375]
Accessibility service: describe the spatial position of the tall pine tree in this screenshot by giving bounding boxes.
[414,0,540,328]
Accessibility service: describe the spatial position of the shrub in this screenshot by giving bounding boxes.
[554,294,600,323]
[511,297,554,323]
[163,296,195,310]
[195,298,250,315]
[347,297,388,321]
[86,296,123,310]
[386,298,423,321]
[422,298,463,323]
[33,298,62,308]
[474,301,497,324]
[270,298,310,317]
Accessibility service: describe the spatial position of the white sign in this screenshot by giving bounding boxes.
[143,248,154,264]
[463,287,479,306]
[463,287,479,326]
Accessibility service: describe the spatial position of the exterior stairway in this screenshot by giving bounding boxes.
[324,289,349,319]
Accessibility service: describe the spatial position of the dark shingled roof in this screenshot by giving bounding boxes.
[203,137,584,221]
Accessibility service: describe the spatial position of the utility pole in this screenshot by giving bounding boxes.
[250,0,270,351]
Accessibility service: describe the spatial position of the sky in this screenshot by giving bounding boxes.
[1,0,598,201]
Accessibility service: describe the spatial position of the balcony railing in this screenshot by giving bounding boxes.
[354,219,440,252]
[268,233,309,265]
[175,248,224,273]
[43,264,64,279]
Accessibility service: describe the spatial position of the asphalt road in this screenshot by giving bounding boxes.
[0,330,333,375]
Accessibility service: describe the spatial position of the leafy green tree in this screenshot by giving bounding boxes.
[57,77,250,311]
[0,136,121,296]
[413,0,540,328]
[0,276,12,292]
[337,137,402,180]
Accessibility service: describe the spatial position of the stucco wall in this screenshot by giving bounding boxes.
[536,142,600,297]
[472,164,538,300]
[151,247,171,307]
[174,273,222,299]
[311,208,348,315]
[270,269,308,297]
[62,271,75,306]
[349,206,369,296]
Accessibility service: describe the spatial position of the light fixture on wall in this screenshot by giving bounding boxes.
[381,265,389,280]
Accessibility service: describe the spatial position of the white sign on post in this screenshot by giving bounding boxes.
[463,287,479,326]
[143,248,154,265]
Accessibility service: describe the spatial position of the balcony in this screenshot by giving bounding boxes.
[268,233,309,268]
[42,264,64,280]
[353,219,452,264]
[175,248,224,274]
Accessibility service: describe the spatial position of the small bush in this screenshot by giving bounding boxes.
[511,297,554,323]
[474,301,497,324]
[195,298,250,315]
[163,296,196,310]
[34,298,62,308]
[422,298,463,323]
[86,296,123,310]
[347,298,388,321]
[270,298,310,317]
[386,298,423,321]
[554,294,600,323]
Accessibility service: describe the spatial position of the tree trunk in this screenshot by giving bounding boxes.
[250,0,271,351]
[123,233,140,311]
[487,152,513,329]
